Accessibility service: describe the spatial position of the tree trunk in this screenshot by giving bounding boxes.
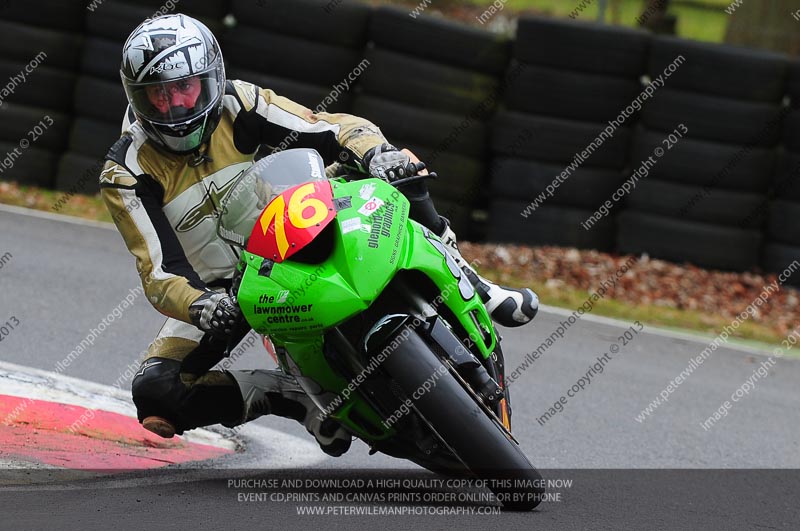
[725,0,800,56]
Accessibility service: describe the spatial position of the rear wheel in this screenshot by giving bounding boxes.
[382,330,544,510]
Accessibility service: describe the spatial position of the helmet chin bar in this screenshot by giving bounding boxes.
[147,112,211,155]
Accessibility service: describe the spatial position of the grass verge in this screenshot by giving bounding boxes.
[476,265,788,350]
[0,182,112,223]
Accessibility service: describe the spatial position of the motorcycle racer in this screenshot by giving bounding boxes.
[100,14,538,455]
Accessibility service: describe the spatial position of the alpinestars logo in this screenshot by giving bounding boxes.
[176,173,241,232]
[135,360,163,378]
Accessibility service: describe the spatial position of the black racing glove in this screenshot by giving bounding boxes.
[363,144,426,182]
[188,292,242,336]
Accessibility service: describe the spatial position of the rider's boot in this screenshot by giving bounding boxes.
[438,218,538,328]
[226,369,352,457]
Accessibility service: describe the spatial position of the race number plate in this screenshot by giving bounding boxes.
[247,181,336,262]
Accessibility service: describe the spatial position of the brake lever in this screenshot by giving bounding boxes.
[390,171,437,189]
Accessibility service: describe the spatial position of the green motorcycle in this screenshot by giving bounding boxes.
[217,148,543,510]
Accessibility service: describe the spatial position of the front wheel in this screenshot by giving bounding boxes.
[382,330,544,510]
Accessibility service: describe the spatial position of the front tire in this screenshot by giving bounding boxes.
[382,330,544,510]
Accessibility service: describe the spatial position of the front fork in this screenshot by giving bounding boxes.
[486,344,512,431]
[417,315,514,435]
[391,276,513,432]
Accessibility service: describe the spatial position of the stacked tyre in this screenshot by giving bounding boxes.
[225,0,370,114]
[487,17,648,251]
[352,6,510,238]
[763,60,800,285]
[0,0,82,188]
[620,37,787,271]
[57,0,230,193]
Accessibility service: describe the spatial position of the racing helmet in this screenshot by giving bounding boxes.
[120,14,226,154]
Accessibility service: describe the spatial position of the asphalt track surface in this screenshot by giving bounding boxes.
[1,206,798,529]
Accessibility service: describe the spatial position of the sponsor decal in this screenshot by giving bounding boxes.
[252,302,315,324]
[341,218,362,234]
[257,292,292,305]
[253,292,314,324]
[252,304,314,315]
[333,197,352,210]
[307,152,323,179]
[358,196,384,217]
[358,183,376,200]
[218,225,245,246]
[367,202,395,249]
[149,61,186,75]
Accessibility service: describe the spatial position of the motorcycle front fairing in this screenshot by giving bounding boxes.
[218,149,498,440]
[235,176,495,356]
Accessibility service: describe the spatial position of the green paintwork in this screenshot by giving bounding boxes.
[236,177,496,440]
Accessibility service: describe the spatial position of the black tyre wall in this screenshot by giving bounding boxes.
[68,118,121,159]
[489,158,624,209]
[232,0,371,48]
[116,0,231,19]
[0,104,69,151]
[0,61,75,112]
[641,89,784,147]
[223,26,366,86]
[617,211,762,271]
[515,16,649,78]
[73,77,129,123]
[789,60,800,108]
[761,243,800,286]
[488,200,616,252]
[1,0,86,32]
[0,21,82,70]
[0,141,57,188]
[360,48,500,116]
[55,152,105,194]
[784,110,800,153]
[491,111,632,169]
[503,63,643,123]
[625,179,766,229]
[228,67,354,113]
[631,127,775,192]
[772,152,800,202]
[86,1,224,41]
[353,96,487,158]
[648,36,787,102]
[369,6,510,75]
[767,200,800,246]
[80,37,124,81]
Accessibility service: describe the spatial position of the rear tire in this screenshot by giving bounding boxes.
[382,330,544,510]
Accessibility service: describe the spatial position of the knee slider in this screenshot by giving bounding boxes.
[131,358,186,422]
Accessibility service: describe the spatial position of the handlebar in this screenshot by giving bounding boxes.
[389,171,437,189]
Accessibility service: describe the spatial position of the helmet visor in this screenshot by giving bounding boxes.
[125,71,221,125]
